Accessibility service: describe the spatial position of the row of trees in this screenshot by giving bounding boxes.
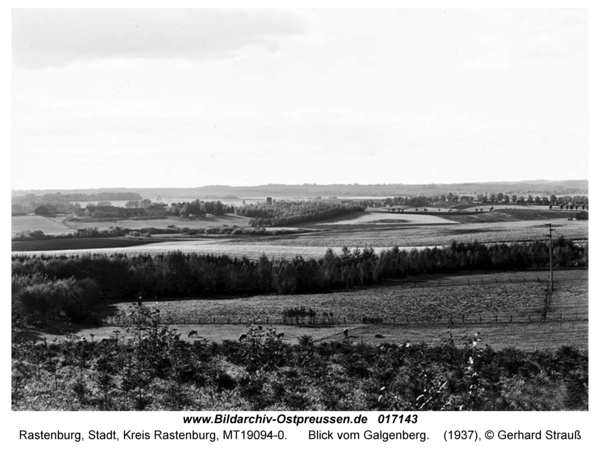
[478,193,588,206]
[13,225,301,242]
[384,194,474,207]
[13,191,142,203]
[382,193,589,209]
[12,200,80,216]
[234,201,366,227]
[167,200,235,217]
[12,192,143,215]
[12,240,587,305]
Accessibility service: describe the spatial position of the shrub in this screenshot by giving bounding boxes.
[13,275,103,324]
[17,277,76,322]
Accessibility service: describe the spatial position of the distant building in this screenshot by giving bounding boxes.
[141,199,152,208]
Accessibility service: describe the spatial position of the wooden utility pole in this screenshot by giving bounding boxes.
[544,223,555,291]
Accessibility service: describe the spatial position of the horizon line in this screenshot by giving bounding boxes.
[11,178,589,193]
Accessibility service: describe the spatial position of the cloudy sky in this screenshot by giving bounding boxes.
[12,8,587,190]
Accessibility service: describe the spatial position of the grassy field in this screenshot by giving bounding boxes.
[12,240,400,259]
[438,209,578,224]
[461,204,579,211]
[111,281,544,323]
[33,270,587,351]
[12,215,587,259]
[66,213,250,229]
[242,217,588,249]
[11,237,181,252]
[12,206,588,261]
[313,211,458,225]
[30,321,587,351]
[99,269,584,323]
[12,206,589,354]
[11,213,251,236]
[35,269,578,350]
[11,215,74,236]
[343,321,588,351]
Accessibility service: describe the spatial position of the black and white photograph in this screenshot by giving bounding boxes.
[8,4,592,434]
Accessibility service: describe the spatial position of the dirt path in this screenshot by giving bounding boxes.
[45,214,77,231]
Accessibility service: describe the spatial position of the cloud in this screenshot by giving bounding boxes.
[12,9,304,69]
[466,9,586,68]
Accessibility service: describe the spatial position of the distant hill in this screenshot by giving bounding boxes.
[12,180,588,199]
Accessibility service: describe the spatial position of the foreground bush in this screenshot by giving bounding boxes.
[12,275,103,325]
[12,306,588,411]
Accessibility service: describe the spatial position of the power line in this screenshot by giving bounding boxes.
[544,223,556,291]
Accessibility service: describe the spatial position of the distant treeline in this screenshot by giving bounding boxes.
[166,200,235,217]
[235,201,366,226]
[12,200,77,215]
[12,240,587,316]
[384,193,589,209]
[124,180,588,198]
[13,191,142,203]
[12,180,588,200]
[12,192,144,215]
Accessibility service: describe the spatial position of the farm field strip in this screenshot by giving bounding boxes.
[33,324,352,345]
[65,214,250,230]
[12,214,587,259]
[11,219,587,258]
[11,237,161,252]
[103,271,587,325]
[11,215,75,236]
[460,205,572,211]
[34,319,588,352]
[260,219,587,249]
[24,270,587,351]
[12,214,251,236]
[349,321,588,351]
[315,212,459,225]
[12,241,430,259]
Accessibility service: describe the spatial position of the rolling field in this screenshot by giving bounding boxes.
[12,216,587,259]
[11,237,167,252]
[115,281,542,323]
[314,211,458,225]
[33,317,587,352]
[38,270,587,351]
[242,217,588,249]
[438,210,578,224]
[101,270,585,324]
[11,213,251,236]
[65,213,250,230]
[461,204,578,211]
[11,240,406,259]
[344,321,588,351]
[11,215,74,236]
[11,203,589,353]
